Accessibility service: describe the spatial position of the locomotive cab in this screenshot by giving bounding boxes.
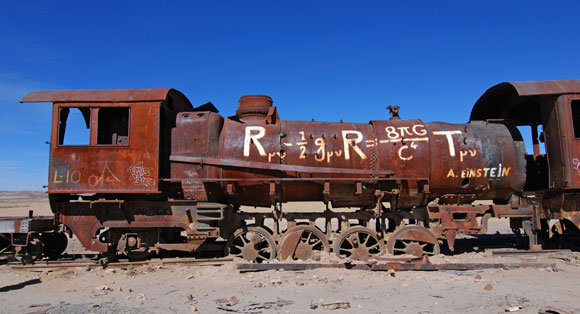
[471,80,580,232]
[21,89,193,194]
[19,89,200,258]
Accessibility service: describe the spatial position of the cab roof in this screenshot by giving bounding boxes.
[470,79,580,125]
[20,88,193,109]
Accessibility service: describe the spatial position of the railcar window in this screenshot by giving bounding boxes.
[58,107,91,145]
[97,108,130,145]
[572,100,580,138]
[516,125,546,154]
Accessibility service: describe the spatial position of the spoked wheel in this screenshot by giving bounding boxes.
[334,226,385,260]
[13,235,44,264]
[278,225,330,261]
[41,232,68,260]
[227,226,276,263]
[388,225,440,257]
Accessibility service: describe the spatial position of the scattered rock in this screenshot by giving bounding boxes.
[190,305,197,312]
[505,306,522,312]
[215,296,239,306]
[271,279,282,285]
[126,269,138,277]
[321,302,351,310]
[228,296,239,306]
[484,283,493,291]
[186,274,194,280]
[29,303,51,308]
[538,306,573,314]
[95,285,111,291]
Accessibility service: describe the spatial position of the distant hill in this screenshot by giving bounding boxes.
[0,191,48,203]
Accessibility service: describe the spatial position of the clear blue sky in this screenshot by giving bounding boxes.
[1,1,578,190]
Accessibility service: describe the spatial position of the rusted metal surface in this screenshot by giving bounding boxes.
[470,79,580,230]
[227,226,277,262]
[171,95,526,209]
[491,249,571,256]
[58,200,226,253]
[13,80,580,261]
[387,225,440,256]
[0,216,54,233]
[20,88,193,194]
[278,225,329,261]
[334,226,385,259]
[471,79,580,121]
[20,88,192,104]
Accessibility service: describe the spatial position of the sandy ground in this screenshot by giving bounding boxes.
[1,192,580,314]
[0,191,50,217]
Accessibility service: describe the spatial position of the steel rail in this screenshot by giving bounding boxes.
[8,257,232,270]
[237,261,557,272]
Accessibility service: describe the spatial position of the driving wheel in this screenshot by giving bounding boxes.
[387,225,440,256]
[334,226,385,259]
[278,225,330,261]
[227,226,276,262]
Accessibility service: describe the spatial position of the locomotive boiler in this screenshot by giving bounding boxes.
[6,79,580,262]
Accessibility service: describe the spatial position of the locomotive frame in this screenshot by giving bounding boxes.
[3,79,580,262]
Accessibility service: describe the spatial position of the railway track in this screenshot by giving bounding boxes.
[3,248,571,272]
[6,257,233,271]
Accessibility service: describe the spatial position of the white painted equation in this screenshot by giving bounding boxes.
[241,124,478,165]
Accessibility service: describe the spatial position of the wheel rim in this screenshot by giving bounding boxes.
[278,226,330,261]
[228,226,276,262]
[388,225,440,257]
[334,226,385,259]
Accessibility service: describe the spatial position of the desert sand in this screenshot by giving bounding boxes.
[1,191,579,314]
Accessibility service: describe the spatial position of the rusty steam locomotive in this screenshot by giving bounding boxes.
[3,79,580,262]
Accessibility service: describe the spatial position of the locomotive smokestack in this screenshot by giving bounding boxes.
[236,95,273,121]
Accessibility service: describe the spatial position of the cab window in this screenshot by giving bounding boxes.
[58,107,91,145]
[57,106,130,146]
[97,108,129,145]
